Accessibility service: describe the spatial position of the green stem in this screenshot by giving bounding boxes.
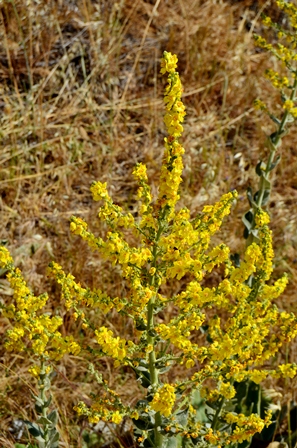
[146,221,165,448]
[40,359,50,446]
[256,74,297,209]
[211,396,225,431]
[246,74,297,248]
[147,295,163,447]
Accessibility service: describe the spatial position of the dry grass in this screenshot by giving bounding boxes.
[0,0,297,446]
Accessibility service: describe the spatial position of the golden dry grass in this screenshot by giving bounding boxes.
[1,0,297,446]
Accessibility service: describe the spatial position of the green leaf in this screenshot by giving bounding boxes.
[175,408,188,427]
[82,430,102,447]
[35,435,46,444]
[32,395,44,407]
[191,390,208,424]
[147,329,157,337]
[49,431,60,444]
[132,416,154,430]
[165,436,181,448]
[135,369,151,388]
[43,377,51,392]
[267,155,281,172]
[24,421,43,438]
[135,365,149,372]
[261,189,270,206]
[136,319,147,331]
[261,177,271,190]
[159,364,173,374]
[43,396,52,408]
[246,187,254,207]
[143,432,155,448]
[47,410,58,425]
[268,113,281,125]
[253,185,270,205]
[46,429,60,448]
[247,187,255,207]
[242,210,254,231]
[255,161,266,177]
[36,416,53,425]
[15,445,38,448]
[35,403,43,414]
[268,133,278,148]
[230,253,240,268]
[205,401,217,411]
[136,399,149,408]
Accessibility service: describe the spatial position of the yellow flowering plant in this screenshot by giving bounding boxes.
[246,0,297,244]
[0,247,80,447]
[18,50,297,447]
[1,4,297,446]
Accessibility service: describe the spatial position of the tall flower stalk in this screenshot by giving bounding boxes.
[245,1,297,243]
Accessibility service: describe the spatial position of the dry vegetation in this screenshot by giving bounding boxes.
[0,0,297,446]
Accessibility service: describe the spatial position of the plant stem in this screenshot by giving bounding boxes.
[211,396,225,431]
[147,294,163,447]
[146,221,164,448]
[40,359,50,446]
[246,74,297,247]
[256,74,297,209]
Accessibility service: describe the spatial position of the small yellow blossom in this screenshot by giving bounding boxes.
[283,99,294,110]
[255,209,270,228]
[160,51,178,74]
[111,410,123,424]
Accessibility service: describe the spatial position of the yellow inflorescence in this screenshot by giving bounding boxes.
[151,383,176,417]
[74,400,125,425]
[225,411,272,444]
[0,246,81,359]
[156,51,186,215]
[95,326,134,362]
[254,2,297,120]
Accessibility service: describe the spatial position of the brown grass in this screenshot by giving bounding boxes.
[1,0,297,446]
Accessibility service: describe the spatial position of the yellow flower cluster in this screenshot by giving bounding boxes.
[218,381,236,400]
[74,370,138,424]
[276,1,297,29]
[156,312,205,352]
[225,412,272,444]
[95,326,134,363]
[156,51,186,215]
[48,261,125,315]
[254,99,268,111]
[254,209,270,228]
[204,428,221,446]
[74,400,124,425]
[196,191,238,251]
[68,216,154,319]
[90,181,135,229]
[283,101,297,117]
[159,192,237,287]
[265,69,289,89]
[272,363,297,378]
[150,383,176,417]
[0,246,80,359]
[132,163,158,233]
